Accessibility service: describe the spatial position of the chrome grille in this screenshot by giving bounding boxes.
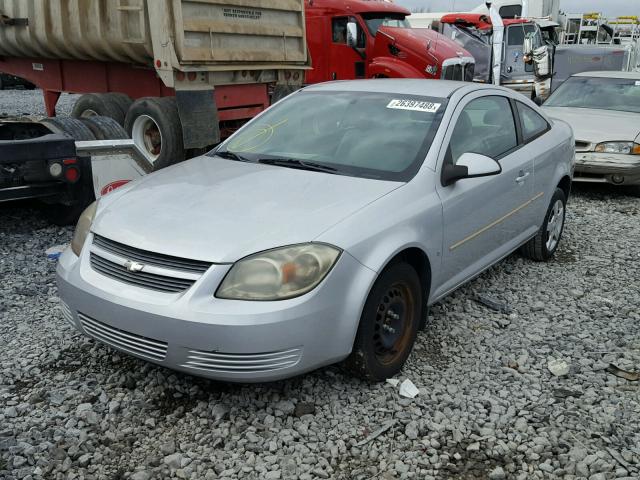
[93,235,212,273]
[78,313,168,361]
[180,348,302,374]
[60,300,74,326]
[90,253,195,293]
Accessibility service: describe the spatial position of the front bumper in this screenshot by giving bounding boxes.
[56,238,376,382]
[573,152,640,185]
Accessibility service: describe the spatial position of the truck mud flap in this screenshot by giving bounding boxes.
[175,90,220,149]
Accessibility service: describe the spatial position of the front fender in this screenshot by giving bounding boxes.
[368,57,428,79]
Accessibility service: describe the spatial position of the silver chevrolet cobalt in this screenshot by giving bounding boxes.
[57,80,574,382]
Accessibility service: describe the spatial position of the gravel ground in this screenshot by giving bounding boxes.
[1,90,640,479]
[1,185,639,480]
[0,88,79,117]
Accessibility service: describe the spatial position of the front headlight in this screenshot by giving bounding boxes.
[216,244,341,300]
[594,142,640,155]
[71,201,98,256]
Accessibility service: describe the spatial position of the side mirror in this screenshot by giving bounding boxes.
[523,35,534,56]
[346,22,358,48]
[442,152,502,186]
[533,96,544,106]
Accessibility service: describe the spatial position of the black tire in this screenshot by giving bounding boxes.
[103,93,133,125]
[344,262,422,381]
[79,116,128,140]
[71,93,125,125]
[0,76,4,90]
[124,96,185,171]
[520,188,566,261]
[38,117,96,226]
[39,116,96,141]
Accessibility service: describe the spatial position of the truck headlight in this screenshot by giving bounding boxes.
[216,244,341,300]
[71,202,98,256]
[594,142,640,155]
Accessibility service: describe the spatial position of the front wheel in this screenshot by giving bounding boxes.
[344,262,422,381]
[520,188,566,261]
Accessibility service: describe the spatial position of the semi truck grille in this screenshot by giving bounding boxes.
[93,234,212,273]
[78,313,168,361]
[441,62,475,82]
[179,348,303,374]
[90,253,196,293]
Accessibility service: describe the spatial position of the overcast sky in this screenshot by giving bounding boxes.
[396,0,640,17]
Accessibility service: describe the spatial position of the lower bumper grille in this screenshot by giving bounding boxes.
[78,313,168,361]
[60,301,74,326]
[90,253,195,293]
[180,348,302,374]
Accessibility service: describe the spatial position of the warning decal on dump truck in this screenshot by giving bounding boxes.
[386,99,441,113]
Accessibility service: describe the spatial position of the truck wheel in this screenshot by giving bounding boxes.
[124,97,185,170]
[71,93,126,126]
[40,117,96,141]
[79,116,128,140]
[104,93,133,124]
[38,117,96,226]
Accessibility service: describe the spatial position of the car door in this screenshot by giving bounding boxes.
[514,100,555,225]
[433,92,534,299]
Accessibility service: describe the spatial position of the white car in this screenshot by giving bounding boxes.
[543,71,640,186]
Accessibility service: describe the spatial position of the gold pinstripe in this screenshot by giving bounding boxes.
[449,192,545,251]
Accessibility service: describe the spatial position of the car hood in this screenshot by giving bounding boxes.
[543,106,640,144]
[92,156,401,263]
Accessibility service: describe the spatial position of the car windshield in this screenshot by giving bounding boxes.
[212,91,446,181]
[545,76,640,113]
[362,13,411,36]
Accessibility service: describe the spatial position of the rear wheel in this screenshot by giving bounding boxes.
[520,188,566,261]
[71,93,126,125]
[344,262,422,381]
[124,97,184,170]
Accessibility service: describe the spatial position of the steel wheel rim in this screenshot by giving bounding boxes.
[546,199,564,252]
[373,282,415,366]
[132,114,162,163]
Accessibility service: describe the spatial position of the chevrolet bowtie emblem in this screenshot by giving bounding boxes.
[124,260,144,272]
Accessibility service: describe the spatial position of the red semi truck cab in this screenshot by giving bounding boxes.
[304,0,475,83]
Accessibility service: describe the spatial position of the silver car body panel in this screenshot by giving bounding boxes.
[57,79,574,381]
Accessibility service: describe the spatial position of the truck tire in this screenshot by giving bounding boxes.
[71,93,126,126]
[38,117,97,226]
[39,117,96,141]
[103,93,133,124]
[79,116,128,140]
[124,96,185,170]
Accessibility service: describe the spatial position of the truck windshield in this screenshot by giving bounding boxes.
[213,90,447,181]
[545,76,640,114]
[362,13,411,35]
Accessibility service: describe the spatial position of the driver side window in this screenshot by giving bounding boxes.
[449,96,518,164]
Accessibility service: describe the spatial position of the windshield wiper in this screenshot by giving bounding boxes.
[215,150,253,162]
[257,157,339,174]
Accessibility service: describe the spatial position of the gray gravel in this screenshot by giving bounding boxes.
[1,90,640,479]
[0,88,79,117]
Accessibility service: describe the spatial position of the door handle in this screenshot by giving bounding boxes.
[516,171,530,183]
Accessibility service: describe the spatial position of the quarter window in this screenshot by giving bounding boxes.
[516,102,549,142]
[449,96,518,163]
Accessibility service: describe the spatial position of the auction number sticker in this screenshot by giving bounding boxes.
[387,99,440,113]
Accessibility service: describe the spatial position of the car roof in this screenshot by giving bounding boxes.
[302,79,496,98]
[573,70,640,80]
